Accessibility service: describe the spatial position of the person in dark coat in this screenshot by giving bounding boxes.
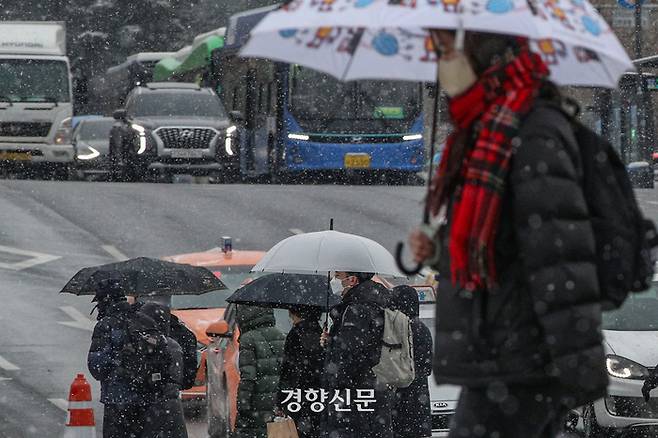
[391,286,433,438]
[87,279,149,438]
[408,30,607,437]
[323,272,393,438]
[235,305,286,438]
[277,306,325,438]
[138,302,188,438]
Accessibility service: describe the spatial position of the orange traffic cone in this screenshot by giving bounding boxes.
[61,374,96,438]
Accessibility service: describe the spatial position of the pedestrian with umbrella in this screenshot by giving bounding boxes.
[276,305,325,438]
[227,273,340,438]
[249,230,403,438]
[238,3,635,436]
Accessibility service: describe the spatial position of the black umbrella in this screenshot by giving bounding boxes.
[60,257,226,296]
[226,273,340,310]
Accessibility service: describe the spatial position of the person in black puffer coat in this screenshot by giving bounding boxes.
[391,286,433,438]
[277,306,325,438]
[323,272,393,438]
[138,302,188,438]
[235,305,286,438]
[408,31,607,438]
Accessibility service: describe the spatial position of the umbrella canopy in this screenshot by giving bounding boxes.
[60,257,227,297]
[241,0,633,88]
[227,273,341,309]
[252,230,404,277]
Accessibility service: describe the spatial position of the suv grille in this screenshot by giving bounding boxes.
[156,127,217,149]
[0,122,51,137]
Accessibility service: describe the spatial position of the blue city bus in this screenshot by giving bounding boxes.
[212,6,425,182]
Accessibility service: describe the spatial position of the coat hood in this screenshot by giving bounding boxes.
[236,305,276,333]
[342,279,391,308]
[393,285,420,318]
[139,302,171,335]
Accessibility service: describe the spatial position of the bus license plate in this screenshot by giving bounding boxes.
[171,149,204,159]
[344,153,371,169]
[0,151,31,161]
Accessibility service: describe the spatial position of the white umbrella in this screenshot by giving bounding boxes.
[242,0,633,88]
[252,230,404,277]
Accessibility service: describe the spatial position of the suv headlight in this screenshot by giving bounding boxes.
[131,124,147,154]
[606,355,649,379]
[54,117,72,145]
[225,125,237,156]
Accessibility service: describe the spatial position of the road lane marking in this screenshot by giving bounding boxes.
[48,398,68,411]
[647,201,658,206]
[58,306,95,332]
[289,228,304,235]
[0,355,20,371]
[0,245,61,271]
[101,245,129,261]
[0,377,12,382]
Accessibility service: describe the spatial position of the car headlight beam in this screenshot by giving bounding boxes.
[606,355,649,380]
[77,146,100,160]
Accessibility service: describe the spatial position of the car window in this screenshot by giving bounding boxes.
[603,284,658,331]
[129,92,227,118]
[77,120,114,141]
[170,265,255,310]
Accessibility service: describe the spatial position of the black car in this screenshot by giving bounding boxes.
[109,82,239,182]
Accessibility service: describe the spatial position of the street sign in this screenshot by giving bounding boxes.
[618,0,645,9]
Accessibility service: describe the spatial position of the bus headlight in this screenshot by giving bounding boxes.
[288,133,309,141]
[402,134,422,141]
[54,117,72,145]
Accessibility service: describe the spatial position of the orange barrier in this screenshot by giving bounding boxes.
[61,374,96,438]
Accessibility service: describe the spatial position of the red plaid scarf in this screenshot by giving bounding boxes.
[429,48,549,290]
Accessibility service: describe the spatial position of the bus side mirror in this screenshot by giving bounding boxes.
[206,320,232,339]
[113,109,127,121]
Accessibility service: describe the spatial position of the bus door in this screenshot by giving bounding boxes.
[246,68,277,176]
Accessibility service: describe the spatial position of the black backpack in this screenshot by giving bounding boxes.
[117,313,171,394]
[170,316,198,390]
[572,120,658,309]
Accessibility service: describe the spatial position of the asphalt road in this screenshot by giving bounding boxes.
[2,179,658,438]
[0,179,427,437]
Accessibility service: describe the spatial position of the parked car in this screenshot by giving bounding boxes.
[161,240,266,415]
[573,274,658,437]
[109,82,240,182]
[72,117,115,178]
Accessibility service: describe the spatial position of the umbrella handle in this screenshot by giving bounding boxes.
[395,241,423,276]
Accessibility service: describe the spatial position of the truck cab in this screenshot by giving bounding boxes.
[0,21,74,177]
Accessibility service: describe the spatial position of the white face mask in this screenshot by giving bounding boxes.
[330,278,344,295]
[438,51,478,97]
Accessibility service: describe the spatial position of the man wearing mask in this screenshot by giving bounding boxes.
[87,279,148,438]
[323,272,392,438]
[409,30,607,437]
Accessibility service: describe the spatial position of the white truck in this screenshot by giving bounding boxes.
[0,22,74,177]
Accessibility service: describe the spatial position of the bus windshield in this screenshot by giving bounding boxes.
[288,66,422,134]
[0,59,70,103]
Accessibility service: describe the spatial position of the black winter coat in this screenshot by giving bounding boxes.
[324,280,393,438]
[277,319,324,438]
[392,286,433,438]
[432,101,608,409]
[88,301,149,405]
